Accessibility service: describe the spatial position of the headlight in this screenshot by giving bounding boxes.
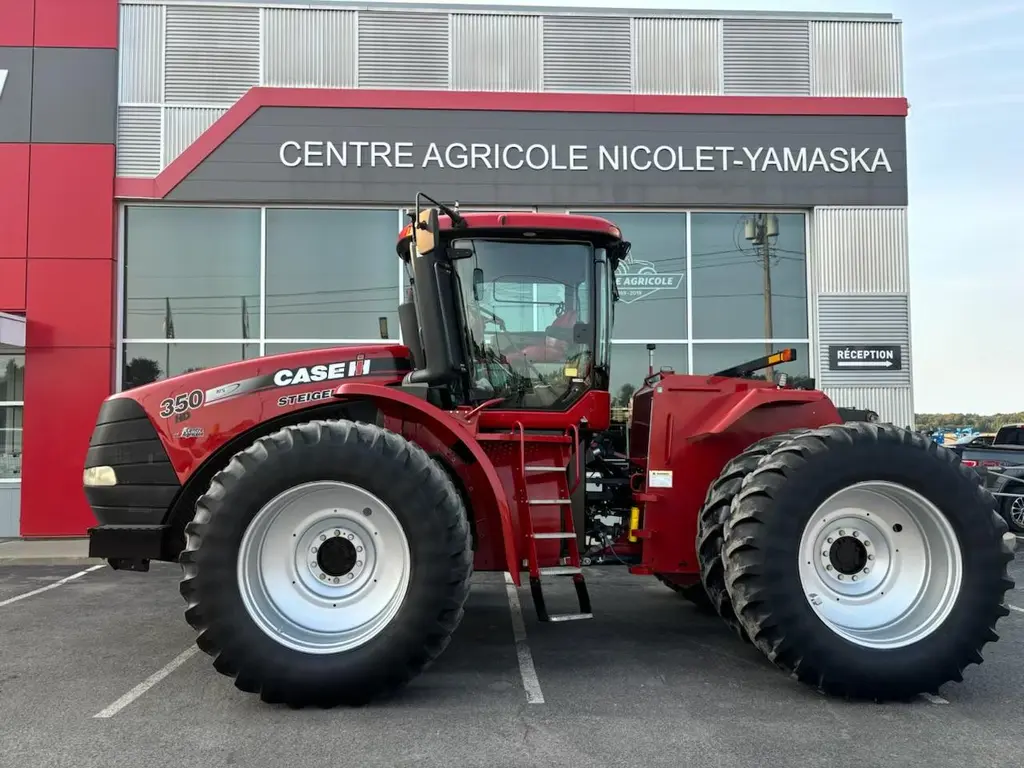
[83,466,118,487]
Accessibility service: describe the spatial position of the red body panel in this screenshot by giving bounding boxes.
[115,345,413,483]
[628,373,843,576]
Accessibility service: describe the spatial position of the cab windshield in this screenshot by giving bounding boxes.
[453,238,594,410]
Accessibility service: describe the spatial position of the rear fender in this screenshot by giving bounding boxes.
[689,387,841,438]
[333,382,520,585]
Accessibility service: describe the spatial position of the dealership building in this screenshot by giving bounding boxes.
[0,0,912,538]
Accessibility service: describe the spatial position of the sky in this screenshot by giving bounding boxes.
[392,0,1022,414]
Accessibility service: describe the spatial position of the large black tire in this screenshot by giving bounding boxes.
[179,419,473,708]
[654,573,715,612]
[696,429,810,641]
[721,422,1015,700]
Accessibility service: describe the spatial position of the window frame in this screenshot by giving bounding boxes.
[0,349,24,483]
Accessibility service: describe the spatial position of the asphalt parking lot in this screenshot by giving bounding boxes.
[2,547,1023,768]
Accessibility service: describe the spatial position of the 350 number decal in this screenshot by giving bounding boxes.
[159,389,204,419]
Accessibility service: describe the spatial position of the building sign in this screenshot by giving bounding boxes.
[278,140,894,175]
[828,345,903,371]
[167,107,908,207]
[615,255,684,304]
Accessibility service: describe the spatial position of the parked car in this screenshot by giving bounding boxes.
[960,424,1024,533]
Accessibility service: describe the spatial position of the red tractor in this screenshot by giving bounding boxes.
[84,195,1015,707]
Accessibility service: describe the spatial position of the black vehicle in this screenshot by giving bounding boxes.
[960,424,1024,533]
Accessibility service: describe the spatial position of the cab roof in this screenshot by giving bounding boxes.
[396,211,623,247]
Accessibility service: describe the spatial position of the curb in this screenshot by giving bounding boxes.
[0,557,105,566]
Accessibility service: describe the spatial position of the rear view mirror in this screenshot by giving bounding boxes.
[415,207,440,256]
[472,267,484,300]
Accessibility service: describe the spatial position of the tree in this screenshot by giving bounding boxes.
[615,383,636,407]
[124,357,161,389]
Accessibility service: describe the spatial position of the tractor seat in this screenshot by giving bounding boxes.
[517,309,577,362]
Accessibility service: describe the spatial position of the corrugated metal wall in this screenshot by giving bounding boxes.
[115,3,904,175]
[824,386,914,428]
[451,13,542,92]
[358,11,450,89]
[164,5,260,104]
[116,105,161,176]
[542,16,632,93]
[163,106,228,166]
[722,18,810,95]
[0,486,19,538]
[632,17,720,94]
[812,207,909,293]
[810,21,903,97]
[263,7,358,89]
[817,294,911,388]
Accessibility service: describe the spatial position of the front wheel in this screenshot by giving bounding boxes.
[721,422,1015,700]
[178,419,473,707]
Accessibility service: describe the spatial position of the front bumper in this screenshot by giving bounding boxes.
[83,397,181,568]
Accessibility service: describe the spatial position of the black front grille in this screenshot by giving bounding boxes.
[85,397,180,525]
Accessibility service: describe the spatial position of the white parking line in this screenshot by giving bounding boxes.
[919,692,950,705]
[93,645,200,718]
[504,572,544,704]
[1008,604,1024,614]
[0,564,105,608]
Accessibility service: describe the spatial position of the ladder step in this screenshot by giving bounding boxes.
[528,499,572,505]
[531,532,575,539]
[524,465,567,473]
[549,613,593,622]
[539,566,582,576]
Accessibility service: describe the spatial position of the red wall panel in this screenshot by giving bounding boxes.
[0,0,35,47]
[25,258,114,347]
[19,344,114,536]
[27,144,115,259]
[33,0,119,49]
[0,145,31,259]
[0,259,28,312]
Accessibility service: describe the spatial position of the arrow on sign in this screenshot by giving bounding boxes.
[0,70,8,100]
[836,360,894,368]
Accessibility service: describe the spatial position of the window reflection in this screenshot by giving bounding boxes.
[691,213,807,340]
[122,343,259,389]
[692,343,811,385]
[573,211,688,340]
[265,209,399,340]
[124,207,261,340]
[608,343,689,406]
[0,406,21,479]
[0,353,25,402]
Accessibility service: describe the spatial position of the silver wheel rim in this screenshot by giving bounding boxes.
[1010,496,1024,528]
[798,480,963,650]
[236,481,412,655]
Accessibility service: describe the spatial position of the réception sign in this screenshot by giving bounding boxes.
[278,140,894,175]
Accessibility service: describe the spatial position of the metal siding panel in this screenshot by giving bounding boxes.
[451,13,542,92]
[814,207,909,293]
[357,10,449,89]
[723,18,809,95]
[116,105,161,176]
[543,15,631,93]
[263,7,357,88]
[165,5,260,105]
[0,485,19,538]
[824,386,914,429]
[633,17,720,94]
[164,106,227,167]
[811,21,903,97]
[817,295,911,388]
[118,3,163,103]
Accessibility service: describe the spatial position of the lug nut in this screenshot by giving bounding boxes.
[863,540,871,547]
[333,577,340,584]
[311,546,318,553]
[838,575,844,580]
[319,573,326,580]
[863,568,870,574]
[868,554,874,560]
[320,534,327,542]
[357,546,363,553]
[852,575,858,581]
[827,538,833,544]
[822,551,829,557]
[826,565,833,571]
[334,529,341,537]
[348,573,355,580]
[839,530,846,536]
[347,533,354,540]
[852,531,859,538]
[356,561,362,567]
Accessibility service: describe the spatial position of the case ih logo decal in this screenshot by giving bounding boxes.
[615,254,684,304]
[273,359,372,386]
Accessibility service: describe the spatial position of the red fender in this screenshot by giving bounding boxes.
[690,387,840,438]
[332,382,521,585]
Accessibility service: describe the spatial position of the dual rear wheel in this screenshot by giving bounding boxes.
[696,422,1016,699]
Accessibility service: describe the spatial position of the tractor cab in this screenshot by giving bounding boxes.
[396,194,630,413]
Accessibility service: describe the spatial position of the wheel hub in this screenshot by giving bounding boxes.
[798,481,963,649]
[236,481,412,654]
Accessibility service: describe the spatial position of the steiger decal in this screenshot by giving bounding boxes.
[614,254,684,304]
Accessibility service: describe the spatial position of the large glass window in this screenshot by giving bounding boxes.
[690,212,808,340]
[573,212,688,340]
[0,350,24,481]
[693,342,812,385]
[123,206,261,340]
[609,344,689,407]
[123,343,260,388]
[265,209,399,341]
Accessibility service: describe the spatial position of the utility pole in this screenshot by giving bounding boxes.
[744,213,779,379]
